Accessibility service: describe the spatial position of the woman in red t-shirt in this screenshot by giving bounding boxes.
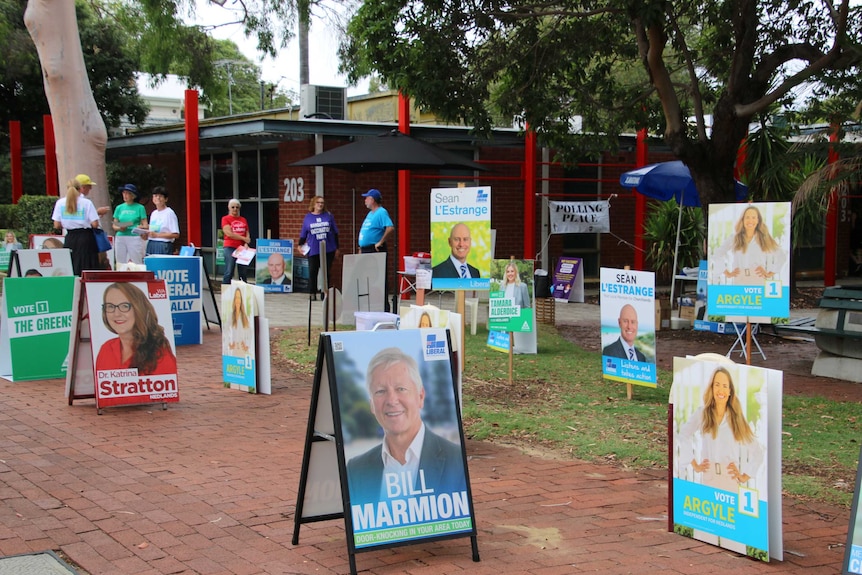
[221,199,252,284]
[95,282,177,376]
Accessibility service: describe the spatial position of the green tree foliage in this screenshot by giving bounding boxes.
[14,194,56,237]
[0,0,149,202]
[338,0,862,209]
[0,0,148,146]
[208,41,267,116]
[642,200,704,283]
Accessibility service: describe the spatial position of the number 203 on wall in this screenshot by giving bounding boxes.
[283,177,305,203]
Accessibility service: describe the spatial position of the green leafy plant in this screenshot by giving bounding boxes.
[0,204,17,228]
[14,195,56,238]
[642,200,705,283]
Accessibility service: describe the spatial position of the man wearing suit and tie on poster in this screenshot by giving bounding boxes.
[261,252,291,287]
[602,304,646,361]
[346,347,466,506]
[432,223,480,279]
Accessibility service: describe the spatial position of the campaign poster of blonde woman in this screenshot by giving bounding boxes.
[671,356,779,561]
[221,281,256,389]
[846,468,862,574]
[707,202,791,319]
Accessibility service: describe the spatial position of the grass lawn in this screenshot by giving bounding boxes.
[275,323,859,507]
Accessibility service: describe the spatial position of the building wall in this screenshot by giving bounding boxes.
[117,132,859,290]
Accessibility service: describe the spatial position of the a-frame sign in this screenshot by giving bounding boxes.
[292,328,479,574]
[66,271,180,414]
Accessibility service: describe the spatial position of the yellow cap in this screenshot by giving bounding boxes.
[74,174,96,186]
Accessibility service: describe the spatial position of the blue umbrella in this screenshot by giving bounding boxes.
[620,161,748,308]
[619,160,748,206]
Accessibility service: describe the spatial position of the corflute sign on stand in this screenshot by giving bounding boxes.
[430,187,491,291]
[600,267,657,387]
[292,329,479,575]
[707,202,791,319]
[145,255,203,345]
[670,356,783,561]
[84,275,180,412]
[221,281,270,393]
[0,276,76,381]
[255,239,294,293]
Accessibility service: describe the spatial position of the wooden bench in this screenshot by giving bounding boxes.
[773,286,862,350]
[773,287,862,381]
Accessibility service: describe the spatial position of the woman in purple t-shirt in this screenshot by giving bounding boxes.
[299,196,339,300]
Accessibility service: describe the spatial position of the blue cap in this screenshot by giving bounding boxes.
[118,184,139,199]
[361,188,382,201]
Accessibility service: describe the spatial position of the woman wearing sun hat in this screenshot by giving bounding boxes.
[112,184,148,264]
[52,177,100,275]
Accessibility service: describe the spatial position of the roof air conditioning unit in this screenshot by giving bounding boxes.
[300,84,347,120]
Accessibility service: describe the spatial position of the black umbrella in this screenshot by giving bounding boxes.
[291,129,487,320]
[289,129,487,172]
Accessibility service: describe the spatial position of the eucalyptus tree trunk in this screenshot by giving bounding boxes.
[24,0,110,227]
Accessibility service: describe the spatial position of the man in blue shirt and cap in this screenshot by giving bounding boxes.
[358,189,395,311]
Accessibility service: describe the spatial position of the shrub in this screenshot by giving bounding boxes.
[0,204,17,228]
[14,195,57,238]
[642,199,705,283]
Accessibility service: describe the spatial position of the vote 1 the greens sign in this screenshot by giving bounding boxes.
[0,276,76,380]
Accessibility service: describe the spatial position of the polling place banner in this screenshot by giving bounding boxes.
[549,201,610,234]
[0,276,76,381]
[145,255,203,345]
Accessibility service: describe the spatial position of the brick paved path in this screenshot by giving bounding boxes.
[0,329,850,574]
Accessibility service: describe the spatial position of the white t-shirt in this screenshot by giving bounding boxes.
[148,207,180,242]
[52,196,98,230]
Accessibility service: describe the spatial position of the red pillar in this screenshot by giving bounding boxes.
[184,90,201,247]
[634,129,648,269]
[43,115,58,196]
[10,121,23,203]
[824,127,839,286]
[735,138,748,184]
[397,91,411,273]
[524,127,537,260]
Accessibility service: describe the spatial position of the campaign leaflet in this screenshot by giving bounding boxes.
[86,280,179,409]
[145,256,203,345]
[599,267,657,387]
[331,329,473,549]
[671,357,778,561]
[706,202,791,319]
[430,186,491,291]
[845,449,862,574]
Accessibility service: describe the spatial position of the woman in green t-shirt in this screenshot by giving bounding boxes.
[112,184,148,265]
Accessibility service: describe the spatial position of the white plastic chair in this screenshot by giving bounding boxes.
[464,296,479,335]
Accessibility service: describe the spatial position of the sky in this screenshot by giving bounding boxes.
[189,0,368,97]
